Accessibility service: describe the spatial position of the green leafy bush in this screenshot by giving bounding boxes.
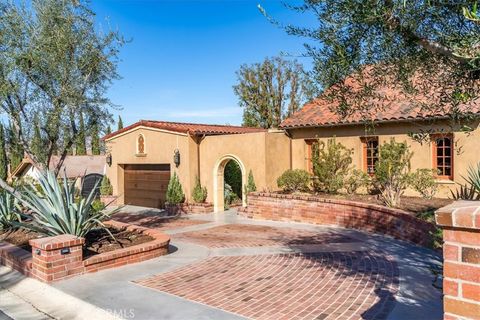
[100,175,113,196]
[91,199,105,213]
[373,139,413,207]
[411,169,438,199]
[345,169,371,194]
[277,169,311,192]
[166,172,185,205]
[312,138,353,193]
[192,177,208,203]
[10,170,114,237]
[0,191,21,230]
[224,183,240,209]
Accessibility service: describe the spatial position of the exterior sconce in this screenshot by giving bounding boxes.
[106,154,112,167]
[174,149,180,168]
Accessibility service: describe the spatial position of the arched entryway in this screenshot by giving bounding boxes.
[213,155,247,212]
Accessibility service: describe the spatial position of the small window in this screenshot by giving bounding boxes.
[432,134,454,180]
[137,134,145,154]
[305,139,318,173]
[361,137,379,175]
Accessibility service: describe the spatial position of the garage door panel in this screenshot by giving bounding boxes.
[123,164,170,209]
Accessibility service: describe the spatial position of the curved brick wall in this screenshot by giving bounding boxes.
[239,192,435,246]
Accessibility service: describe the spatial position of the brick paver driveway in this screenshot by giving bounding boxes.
[136,223,400,320]
[54,210,442,320]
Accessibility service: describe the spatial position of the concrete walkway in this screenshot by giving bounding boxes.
[48,210,443,320]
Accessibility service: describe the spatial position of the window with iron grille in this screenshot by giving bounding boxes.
[432,134,454,180]
[361,137,379,175]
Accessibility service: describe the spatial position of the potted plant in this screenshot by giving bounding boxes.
[99,175,117,206]
[165,173,185,215]
[184,177,212,214]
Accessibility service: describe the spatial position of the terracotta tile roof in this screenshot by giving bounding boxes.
[103,120,266,140]
[281,71,480,129]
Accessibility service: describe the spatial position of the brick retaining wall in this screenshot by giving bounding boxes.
[0,220,170,283]
[436,202,480,320]
[239,192,435,246]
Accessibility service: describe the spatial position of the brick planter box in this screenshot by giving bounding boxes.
[0,220,170,283]
[100,195,117,207]
[435,201,480,320]
[181,203,214,214]
[165,203,214,215]
[240,192,435,246]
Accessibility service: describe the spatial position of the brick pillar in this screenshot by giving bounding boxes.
[29,235,85,282]
[436,202,480,320]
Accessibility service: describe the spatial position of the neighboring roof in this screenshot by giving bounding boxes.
[280,69,480,129]
[10,157,37,179]
[103,120,266,140]
[50,155,106,178]
[11,155,106,179]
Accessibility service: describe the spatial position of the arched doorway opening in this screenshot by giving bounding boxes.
[213,155,246,212]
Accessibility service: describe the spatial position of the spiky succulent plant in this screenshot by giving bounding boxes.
[0,191,21,230]
[12,170,116,237]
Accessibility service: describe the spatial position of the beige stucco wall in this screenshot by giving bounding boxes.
[105,126,291,207]
[105,127,193,205]
[289,120,480,198]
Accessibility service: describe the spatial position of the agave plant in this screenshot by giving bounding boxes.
[0,191,21,230]
[465,162,480,193]
[12,170,116,237]
[450,184,480,201]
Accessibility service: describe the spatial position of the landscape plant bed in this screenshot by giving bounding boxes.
[0,228,43,251]
[0,220,170,282]
[274,191,452,215]
[83,227,155,258]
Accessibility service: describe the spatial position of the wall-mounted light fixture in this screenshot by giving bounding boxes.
[106,154,112,167]
[174,149,180,168]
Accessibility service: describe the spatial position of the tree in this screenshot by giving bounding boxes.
[261,1,480,128]
[233,56,316,128]
[105,126,112,136]
[118,116,124,130]
[90,121,101,155]
[0,0,124,192]
[8,122,23,172]
[166,173,185,205]
[31,115,46,165]
[0,124,7,180]
[76,113,86,155]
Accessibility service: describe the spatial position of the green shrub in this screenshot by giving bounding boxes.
[312,138,353,193]
[166,172,185,205]
[411,169,438,199]
[9,170,115,237]
[373,139,413,207]
[345,169,371,194]
[277,169,311,192]
[100,175,113,196]
[192,177,208,203]
[0,191,21,230]
[91,199,105,213]
[224,183,239,209]
[247,170,256,192]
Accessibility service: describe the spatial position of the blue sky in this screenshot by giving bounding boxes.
[92,0,314,127]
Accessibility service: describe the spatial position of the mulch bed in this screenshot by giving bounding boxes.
[0,226,154,258]
[0,228,43,250]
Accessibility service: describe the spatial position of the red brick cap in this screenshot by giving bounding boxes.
[29,234,85,251]
[103,120,266,140]
[435,201,480,230]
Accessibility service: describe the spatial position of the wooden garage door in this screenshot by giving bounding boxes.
[124,164,170,209]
